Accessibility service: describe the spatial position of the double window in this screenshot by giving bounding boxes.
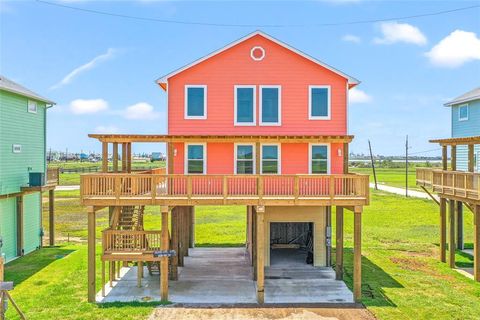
[309,144,329,174]
[309,86,330,119]
[261,144,280,174]
[185,144,206,174]
[185,85,207,119]
[459,104,469,121]
[235,144,255,174]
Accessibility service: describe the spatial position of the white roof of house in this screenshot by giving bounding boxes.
[0,75,55,105]
[156,31,360,87]
[444,87,480,106]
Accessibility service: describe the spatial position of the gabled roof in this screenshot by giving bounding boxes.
[156,31,360,90]
[444,87,480,107]
[0,75,55,105]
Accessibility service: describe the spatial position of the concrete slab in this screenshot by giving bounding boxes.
[97,247,354,305]
[462,249,473,256]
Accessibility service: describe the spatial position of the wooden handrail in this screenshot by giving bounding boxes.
[416,168,480,200]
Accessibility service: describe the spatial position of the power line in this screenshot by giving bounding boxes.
[36,0,480,28]
[408,148,442,155]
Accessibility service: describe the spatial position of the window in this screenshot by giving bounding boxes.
[185,144,206,174]
[309,144,329,174]
[260,86,281,125]
[28,100,37,113]
[261,144,280,174]
[459,104,469,121]
[235,144,255,174]
[185,85,207,119]
[309,86,330,119]
[234,86,256,125]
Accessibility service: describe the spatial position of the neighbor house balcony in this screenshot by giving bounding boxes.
[20,167,59,193]
[416,168,480,203]
[80,173,370,207]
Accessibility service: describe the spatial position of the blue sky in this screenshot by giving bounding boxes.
[1,0,479,156]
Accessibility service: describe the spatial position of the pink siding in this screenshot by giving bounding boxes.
[167,34,347,136]
[207,143,234,174]
[282,144,309,174]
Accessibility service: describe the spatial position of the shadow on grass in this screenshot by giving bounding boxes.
[195,243,246,247]
[455,249,474,268]
[339,249,403,308]
[5,246,76,286]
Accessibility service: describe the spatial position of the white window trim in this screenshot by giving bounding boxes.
[28,100,38,114]
[259,85,282,126]
[234,143,256,174]
[308,85,331,120]
[308,143,331,174]
[184,143,207,174]
[234,85,256,126]
[260,143,281,174]
[458,104,469,121]
[184,85,207,119]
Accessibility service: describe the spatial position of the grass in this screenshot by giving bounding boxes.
[7,190,478,319]
[351,167,423,191]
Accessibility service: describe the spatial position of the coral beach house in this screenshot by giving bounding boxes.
[80,31,370,304]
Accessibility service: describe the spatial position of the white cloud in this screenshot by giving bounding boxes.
[70,99,109,114]
[425,30,480,68]
[94,125,120,134]
[50,48,116,90]
[374,22,427,46]
[349,88,372,104]
[123,102,160,120]
[342,34,361,44]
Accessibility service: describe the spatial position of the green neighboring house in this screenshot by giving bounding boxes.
[0,75,56,262]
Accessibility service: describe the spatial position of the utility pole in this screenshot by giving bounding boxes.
[405,135,409,197]
[368,140,378,190]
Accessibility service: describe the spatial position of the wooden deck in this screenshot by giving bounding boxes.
[416,168,479,204]
[80,173,370,207]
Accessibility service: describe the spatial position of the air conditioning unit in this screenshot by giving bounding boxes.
[29,172,45,187]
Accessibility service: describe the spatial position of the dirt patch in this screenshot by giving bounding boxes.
[390,257,428,271]
[149,307,376,320]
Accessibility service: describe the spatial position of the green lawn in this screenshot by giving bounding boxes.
[6,191,480,319]
[350,167,424,191]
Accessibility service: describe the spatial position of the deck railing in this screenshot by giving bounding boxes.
[416,168,480,200]
[102,229,162,254]
[81,173,369,204]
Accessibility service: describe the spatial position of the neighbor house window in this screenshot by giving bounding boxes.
[260,86,281,125]
[28,100,38,113]
[309,86,330,119]
[261,144,280,174]
[185,85,207,119]
[185,144,206,174]
[235,144,255,174]
[459,104,469,121]
[310,144,329,174]
[234,86,255,125]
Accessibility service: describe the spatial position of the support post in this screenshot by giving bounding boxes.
[167,143,174,174]
[256,206,265,304]
[255,142,261,175]
[101,261,105,297]
[326,206,332,266]
[468,144,474,173]
[456,201,464,250]
[137,261,143,288]
[122,143,127,172]
[87,207,96,303]
[48,189,55,246]
[0,256,4,282]
[16,196,24,257]
[170,207,178,280]
[112,142,118,172]
[448,200,456,268]
[474,205,480,282]
[343,143,349,174]
[442,145,447,170]
[127,143,132,173]
[336,206,344,280]
[440,198,447,262]
[102,142,108,172]
[353,206,362,303]
[189,207,195,248]
[451,145,456,171]
[160,206,169,302]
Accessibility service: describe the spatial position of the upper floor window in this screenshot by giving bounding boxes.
[185,85,207,119]
[185,143,206,174]
[459,104,469,121]
[260,86,281,126]
[234,86,256,125]
[28,100,38,113]
[309,86,330,120]
[261,144,280,174]
[309,144,329,174]
[235,144,255,174]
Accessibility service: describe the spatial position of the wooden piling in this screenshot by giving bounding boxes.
[335,206,344,280]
